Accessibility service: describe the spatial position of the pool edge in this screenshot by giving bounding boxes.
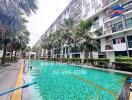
[11,61,24,100]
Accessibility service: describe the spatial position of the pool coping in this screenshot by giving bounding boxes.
[11,62,24,100]
[66,63,132,75]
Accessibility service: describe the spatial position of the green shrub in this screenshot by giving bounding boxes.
[84,58,109,63]
[115,57,132,63]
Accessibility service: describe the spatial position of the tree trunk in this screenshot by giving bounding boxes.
[83,50,89,64]
[1,42,7,65]
[10,49,13,61]
[84,50,88,59]
[14,50,17,57]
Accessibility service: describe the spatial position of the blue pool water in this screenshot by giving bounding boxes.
[25,60,127,100]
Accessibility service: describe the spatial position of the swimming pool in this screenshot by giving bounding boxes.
[24,60,127,100]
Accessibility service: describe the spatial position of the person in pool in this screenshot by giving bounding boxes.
[30,66,32,70]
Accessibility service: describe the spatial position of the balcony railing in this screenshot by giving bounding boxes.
[105,45,113,50]
[102,0,116,8]
[125,22,132,29]
[123,1,132,12]
[93,20,99,29]
[103,1,132,22]
[112,23,123,33]
[113,43,127,51]
[70,47,80,53]
[103,15,111,22]
[103,29,112,35]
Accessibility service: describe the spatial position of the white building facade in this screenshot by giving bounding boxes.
[34,0,132,62]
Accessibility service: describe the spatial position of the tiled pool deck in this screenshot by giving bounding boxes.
[11,62,24,100]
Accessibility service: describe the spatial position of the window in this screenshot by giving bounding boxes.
[93,17,99,28]
[122,0,132,12]
[115,51,127,56]
[129,50,132,57]
[125,17,132,29]
[112,21,123,32]
[113,37,125,44]
[72,54,80,58]
[83,0,90,16]
[91,0,97,8]
[127,35,132,48]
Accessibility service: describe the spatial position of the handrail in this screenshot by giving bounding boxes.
[0,82,36,96]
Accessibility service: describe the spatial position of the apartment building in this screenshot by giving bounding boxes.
[34,0,83,58]
[82,0,132,62]
[34,0,132,62]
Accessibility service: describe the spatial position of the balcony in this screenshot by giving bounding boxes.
[123,1,132,12]
[70,46,80,53]
[104,29,112,35]
[103,15,111,22]
[113,43,127,51]
[112,22,123,33]
[125,18,132,29]
[102,0,116,8]
[103,23,123,35]
[105,45,113,51]
[103,1,132,23]
[93,20,99,29]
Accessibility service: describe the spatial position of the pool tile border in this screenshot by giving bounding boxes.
[11,62,24,100]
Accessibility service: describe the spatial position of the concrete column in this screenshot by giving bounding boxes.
[124,34,130,57]
[80,52,84,59]
[106,51,115,62]
[41,49,44,57]
[92,52,99,59]
[69,53,72,58]
[65,47,67,58]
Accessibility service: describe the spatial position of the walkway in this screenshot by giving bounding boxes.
[0,61,22,100]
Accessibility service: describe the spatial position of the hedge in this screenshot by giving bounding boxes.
[115,57,132,64]
[46,58,110,65]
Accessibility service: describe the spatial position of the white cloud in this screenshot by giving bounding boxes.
[26,0,69,47]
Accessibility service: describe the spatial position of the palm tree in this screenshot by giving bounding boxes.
[0,0,38,65]
[61,17,75,58]
[61,17,75,45]
[76,20,100,60]
[4,28,30,61]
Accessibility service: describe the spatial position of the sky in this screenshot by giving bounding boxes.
[26,0,70,47]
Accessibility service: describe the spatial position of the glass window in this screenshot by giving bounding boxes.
[115,51,127,56]
[129,50,132,57]
[83,0,90,16]
[127,35,132,48]
[125,17,132,29]
[91,0,97,8]
[112,21,123,32]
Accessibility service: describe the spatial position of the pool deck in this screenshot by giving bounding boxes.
[130,83,132,100]
[11,62,24,100]
[0,60,22,100]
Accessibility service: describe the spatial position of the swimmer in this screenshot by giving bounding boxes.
[30,66,32,70]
